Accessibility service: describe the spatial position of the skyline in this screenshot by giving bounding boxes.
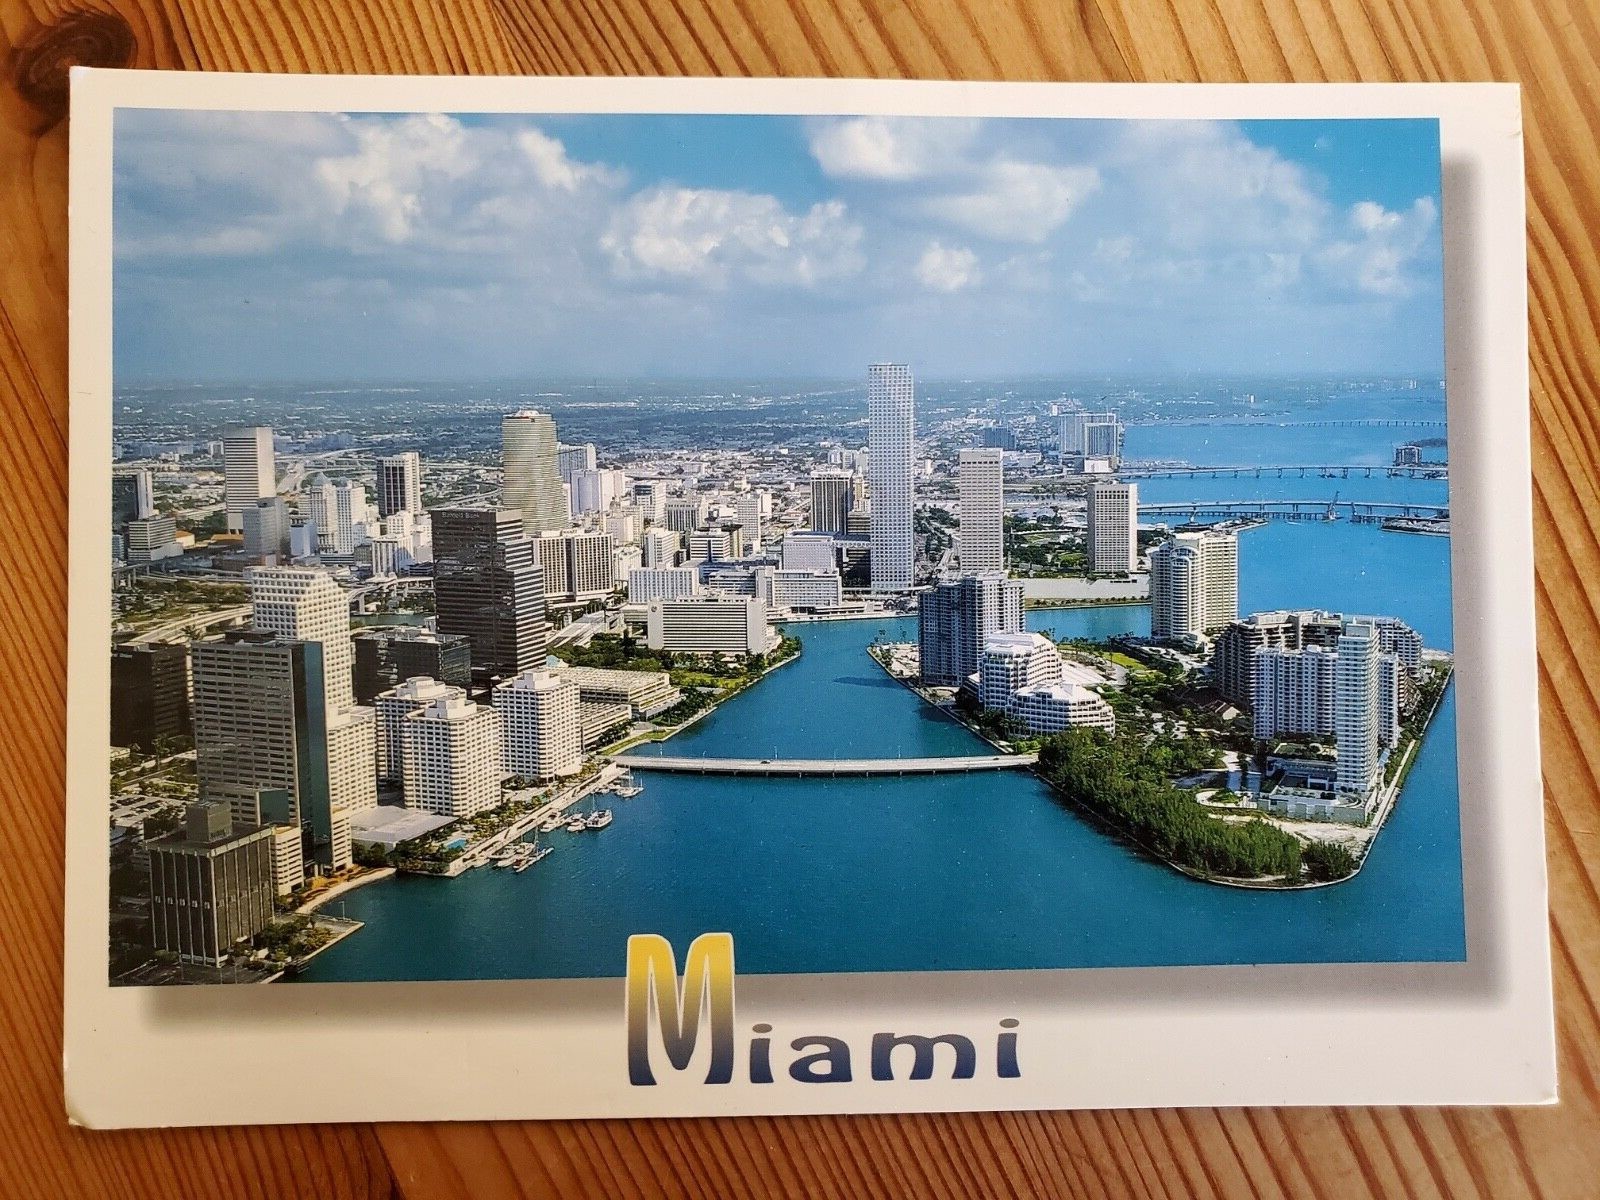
[114,113,1445,384]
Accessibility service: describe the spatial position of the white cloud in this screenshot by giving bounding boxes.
[1317,197,1437,296]
[923,160,1100,243]
[808,116,978,181]
[601,187,864,288]
[516,128,622,192]
[315,114,479,242]
[914,242,980,292]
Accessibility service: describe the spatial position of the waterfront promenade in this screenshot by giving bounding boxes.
[612,753,1037,777]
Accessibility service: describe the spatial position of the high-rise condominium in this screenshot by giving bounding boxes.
[432,507,549,681]
[1149,530,1238,641]
[222,425,275,533]
[494,669,583,781]
[810,468,855,536]
[402,694,504,818]
[958,448,1004,573]
[918,573,1024,687]
[1085,481,1138,574]
[868,363,915,592]
[378,452,423,518]
[1335,620,1381,794]
[502,411,569,532]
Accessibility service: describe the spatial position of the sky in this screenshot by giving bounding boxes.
[112,110,1445,383]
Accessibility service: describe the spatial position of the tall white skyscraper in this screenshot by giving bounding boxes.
[1085,481,1138,574]
[868,363,915,592]
[222,425,275,533]
[502,411,569,532]
[374,676,463,785]
[957,448,1004,573]
[378,452,423,517]
[249,567,355,708]
[1335,620,1381,794]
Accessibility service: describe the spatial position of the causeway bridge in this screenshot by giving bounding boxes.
[1113,463,1446,481]
[1135,499,1449,524]
[610,753,1038,777]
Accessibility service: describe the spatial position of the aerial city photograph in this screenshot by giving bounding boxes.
[105,108,1461,985]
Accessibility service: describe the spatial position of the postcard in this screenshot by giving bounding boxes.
[65,70,1552,1126]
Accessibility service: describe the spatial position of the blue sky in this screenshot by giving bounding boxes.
[112,111,1444,382]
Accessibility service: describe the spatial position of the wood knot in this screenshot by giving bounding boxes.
[12,10,137,125]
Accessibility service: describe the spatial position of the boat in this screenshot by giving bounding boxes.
[586,809,614,829]
[565,815,587,832]
[539,814,564,833]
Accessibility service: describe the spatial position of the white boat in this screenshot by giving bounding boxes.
[539,814,564,834]
[586,809,613,829]
[565,816,587,832]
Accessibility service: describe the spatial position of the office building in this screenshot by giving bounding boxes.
[1057,405,1124,467]
[112,468,154,532]
[241,498,289,561]
[1008,684,1116,736]
[627,566,701,603]
[603,504,641,547]
[360,537,400,578]
[494,669,583,780]
[288,517,319,560]
[917,573,1024,687]
[781,532,837,571]
[555,665,681,721]
[402,694,504,818]
[733,492,764,550]
[352,626,471,704]
[374,676,464,785]
[572,468,629,517]
[664,495,706,533]
[957,448,1005,573]
[868,363,916,592]
[502,410,569,532]
[641,526,680,568]
[222,425,275,533]
[377,451,423,517]
[1335,620,1381,794]
[557,443,597,491]
[250,567,355,707]
[645,595,775,656]
[1085,481,1138,574]
[980,426,1018,451]
[432,507,549,681]
[686,528,732,564]
[632,479,668,524]
[809,468,855,536]
[302,475,361,556]
[147,803,274,966]
[125,514,181,564]
[1149,530,1238,642]
[536,528,616,604]
[978,632,1065,711]
[703,566,758,597]
[110,641,190,751]
[755,567,845,612]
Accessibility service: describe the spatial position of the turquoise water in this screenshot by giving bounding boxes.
[296,508,1464,981]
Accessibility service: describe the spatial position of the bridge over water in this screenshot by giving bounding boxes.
[1135,499,1449,524]
[611,753,1038,777]
[1114,464,1447,481]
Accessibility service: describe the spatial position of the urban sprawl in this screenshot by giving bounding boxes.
[109,365,1451,982]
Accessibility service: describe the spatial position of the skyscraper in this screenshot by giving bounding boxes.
[809,468,855,536]
[868,363,915,592]
[112,469,154,532]
[1085,481,1138,574]
[111,641,190,751]
[918,573,1025,686]
[222,425,275,533]
[1057,404,1124,467]
[535,528,616,604]
[241,498,289,561]
[352,626,472,704]
[378,452,423,518]
[502,411,568,532]
[402,694,504,818]
[431,507,549,681]
[733,492,764,551]
[957,448,1004,573]
[1335,620,1381,794]
[1149,530,1238,641]
[375,676,466,785]
[147,802,274,966]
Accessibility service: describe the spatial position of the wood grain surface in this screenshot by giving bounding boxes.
[2,1,1597,1196]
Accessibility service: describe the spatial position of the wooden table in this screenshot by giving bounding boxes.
[3,2,1597,1196]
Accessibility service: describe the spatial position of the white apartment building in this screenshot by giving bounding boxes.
[627,566,701,603]
[957,448,1005,574]
[1085,480,1138,574]
[1150,530,1238,641]
[267,823,304,896]
[1008,683,1116,736]
[645,595,775,656]
[402,694,504,818]
[1252,645,1338,740]
[326,706,378,816]
[686,528,732,564]
[733,492,765,550]
[222,425,274,533]
[1335,619,1381,794]
[494,669,583,781]
[868,363,915,592]
[374,676,465,784]
[603,504,642,547]
[536,528,616,603]
[978,632,1065,712]
[503,411,569,532]
[378,451,423,517]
